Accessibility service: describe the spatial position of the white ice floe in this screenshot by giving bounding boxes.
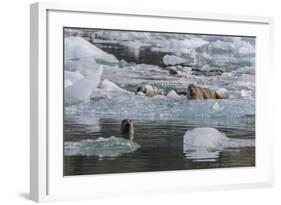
[181,37,209,49]
[183,127,255,161]
[184,127,228,148]
[65,36,118,64]
[216,88,229,98]
[91,79,133,100]
[98,79,131,93]
[64,136,140,157]
[163,55,187,65]
[197,38,255,58]
[137,91,145,96]
[182,66,192,74]
[64,66,103,105]
[166,90,182,99]
[183,127,254,148]
[240,89,252,99]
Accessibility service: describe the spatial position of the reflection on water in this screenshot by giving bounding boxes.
[64,118,255,176]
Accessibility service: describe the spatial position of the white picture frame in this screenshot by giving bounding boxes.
[30,2,274,202]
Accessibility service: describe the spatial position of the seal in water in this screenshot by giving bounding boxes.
[121,119,135,140]
[187,84,223,100]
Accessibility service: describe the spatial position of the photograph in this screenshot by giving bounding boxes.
[63,27,256,176]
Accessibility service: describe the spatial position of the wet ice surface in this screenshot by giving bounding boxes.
[64,136,140,158]
[65,98,255,129]
[183,127,254,162]
[63,29,255,175]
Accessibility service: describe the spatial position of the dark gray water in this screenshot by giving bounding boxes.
[64,118,255,176]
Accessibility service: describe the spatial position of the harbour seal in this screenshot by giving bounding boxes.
[121,119,135,140]
[136,85,159,97]
[187,84,223,100]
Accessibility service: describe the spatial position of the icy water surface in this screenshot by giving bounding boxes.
[64,29,255,176]
[64,115,255,176]
[64,98,255,176]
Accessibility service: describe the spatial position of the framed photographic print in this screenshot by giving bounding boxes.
[30,2,274,202]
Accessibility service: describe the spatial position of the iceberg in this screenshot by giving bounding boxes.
[184,127,228,148]
[91,79,133,100]
[183,127,255,161]
[65,66,103,105]
[163,52,215,68]
[183,127,255,148]
[65,36,118,64]
[65,57,97,72]
[163,55,187,65]
[64,71,84,88]
[64,136,141,158]
[98,79,131,93]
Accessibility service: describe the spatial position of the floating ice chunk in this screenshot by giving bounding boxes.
[182,37,209,49]
[65,36,118,64]
[183,127,255,148]
[183,127,255,161]
[65,66,103,105]
[64,71,84,88]
[91,79,133,100]
[64,136,140,157]
[137,91,145,96]
[99,79,131,93]
[163,55,187,65]
[166,90,182,99]
[216,88,229,98]
[241,89,252,98]
[184,127,228,148]
[118,59,128,68]
[182,66,192,74]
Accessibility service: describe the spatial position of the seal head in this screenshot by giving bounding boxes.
[121,119,135,140]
